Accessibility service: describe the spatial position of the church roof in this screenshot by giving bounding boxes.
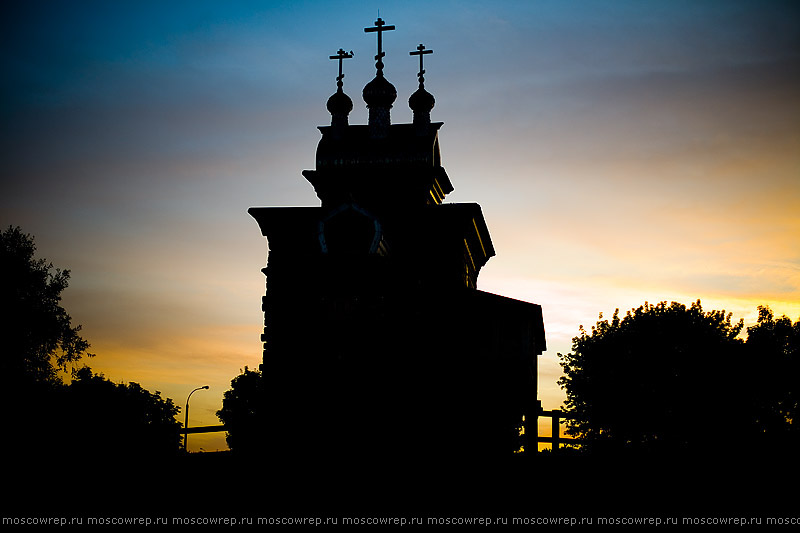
[314,122,445,171]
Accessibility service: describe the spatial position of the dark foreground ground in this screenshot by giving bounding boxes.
[6,450,796,527]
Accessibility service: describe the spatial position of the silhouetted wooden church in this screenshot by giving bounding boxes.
[249,19,545,463]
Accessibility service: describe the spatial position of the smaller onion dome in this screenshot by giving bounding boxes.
[327,89,353,128]
[409,86,435,115]
[409,86,435,130]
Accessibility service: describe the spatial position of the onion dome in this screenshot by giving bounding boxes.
[408,44,435,130]
[409,86,435,126]
[328,49,354,130]
[327,89,353,128]
[363,74,397,138]
[363,73,397,108]
[363,18,397,138]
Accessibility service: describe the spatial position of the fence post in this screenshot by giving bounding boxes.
[532,400,542,453]
[551,409,561,453]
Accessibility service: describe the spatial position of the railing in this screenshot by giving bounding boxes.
[184,425,226,434]
[186,415,581,453]
[537,409,579,452]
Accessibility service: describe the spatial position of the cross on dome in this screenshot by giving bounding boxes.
[364,17,395,75]
[409,44,433,87]
[329,48,353,90]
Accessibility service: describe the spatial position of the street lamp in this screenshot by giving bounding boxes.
[184,385,209,452]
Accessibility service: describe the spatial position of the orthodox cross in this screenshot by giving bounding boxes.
[364,17,395,74]
[409,44,433,87]
[329,48,353,90]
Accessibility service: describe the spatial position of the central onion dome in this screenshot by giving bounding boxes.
[362,17,397,138]
[363,73,396,138]
[363,73,397,108]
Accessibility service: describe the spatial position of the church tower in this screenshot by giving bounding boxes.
[249,18,545,464]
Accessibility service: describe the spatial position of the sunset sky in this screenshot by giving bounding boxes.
[3,1,798,452]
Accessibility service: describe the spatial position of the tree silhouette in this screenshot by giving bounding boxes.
[66,367,182,459]
[746,305,799,451]
[1,226,181,461]
[558,300,751,457]
[216,366,266,455]
[0,225,92,387]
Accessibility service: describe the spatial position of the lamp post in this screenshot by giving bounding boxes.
[184,385,209,452]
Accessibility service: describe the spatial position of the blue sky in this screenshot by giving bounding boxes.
[3,0,799,451]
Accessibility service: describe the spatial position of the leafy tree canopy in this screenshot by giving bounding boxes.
[558,300,748,456]
[0,225,92,387]
[66,367,183,458]
[559,300,798,457]
[1,226,182,460]
[216,366,266,454]
[745,306,799,446]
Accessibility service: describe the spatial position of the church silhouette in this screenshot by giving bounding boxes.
[248,18,545,465]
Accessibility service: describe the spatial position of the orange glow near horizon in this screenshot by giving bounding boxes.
[3,2,798,453]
